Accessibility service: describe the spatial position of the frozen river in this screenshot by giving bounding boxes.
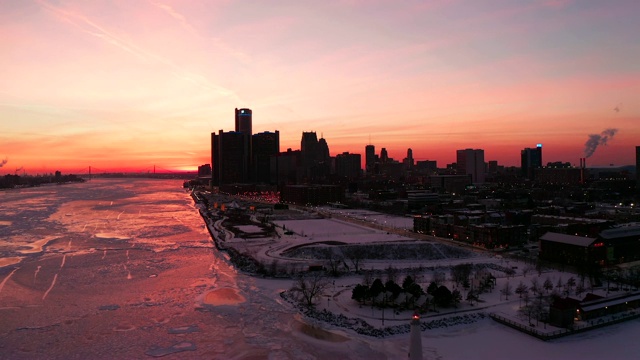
[0,179,398,359]
[1,179,639,359]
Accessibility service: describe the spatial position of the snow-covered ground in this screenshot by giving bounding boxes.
[211,202,640,359]
[252,269,640,360]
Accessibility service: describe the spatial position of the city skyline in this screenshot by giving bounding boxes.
[2,0,640,174]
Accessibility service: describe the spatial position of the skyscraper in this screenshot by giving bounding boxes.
[404,148,414,169]
[365,144,375,174]
[318,137,330,163]
[210,108,254,186]
[521,144,542,179]
[300,131,329,181]
[456,148,485,184]
[235,108,253,178]
[212,130,249,185]
[380,148,388,164]
[335,152,361,180]
[252,131,279,184]
[235,108,252,134]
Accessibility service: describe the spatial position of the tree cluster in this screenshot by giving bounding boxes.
[1,173,84,189]
[351,275,462,312]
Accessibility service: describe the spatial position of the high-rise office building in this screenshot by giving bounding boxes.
[235,108,253,177]
[235,108,252,134]
[301,132,319,165]
[380,148,389,164]
[404,148,414,169]
[365,144,375,174]
[456,148,485,184]
[300,131,330,181]
[318,137,330,163]
[335,152,361,180]
[521,144,543,179]
[212,130,249,185]
[252,131,279,184]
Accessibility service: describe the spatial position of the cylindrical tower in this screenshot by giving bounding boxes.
[409,312,422,360]
[235,108,252,135]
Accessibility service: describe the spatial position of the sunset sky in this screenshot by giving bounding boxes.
[1,0,639,174]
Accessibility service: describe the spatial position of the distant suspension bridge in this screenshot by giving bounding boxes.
[65,165,196,179]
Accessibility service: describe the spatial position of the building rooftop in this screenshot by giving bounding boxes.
[580,292,640,312]
[540,232,596,247]
[600,224,640,240]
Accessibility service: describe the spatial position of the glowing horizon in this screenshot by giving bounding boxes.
[1,0,639,175]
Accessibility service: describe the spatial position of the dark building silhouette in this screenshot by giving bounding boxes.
[457,148,485,184]
[365,144,376,174]
[281,184,344,206]
[318,137,330,163]
[300,132,329,181]
[235,108,252,134]
[252,131,279,184]
[403,148,414,170]
[211,108,281,186]
[335,152,361,180]
[537,162,583,185]
[301,132,318,158]
[380,148,388,164]
[212,130,249,185]
[521,144,543,179]
[416,160,437,174]
[235,108,253,179]
[487,160,498,176]
[271,149,302,186]
[198,164,212,177]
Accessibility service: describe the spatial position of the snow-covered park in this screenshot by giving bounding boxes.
[203,200,640,359]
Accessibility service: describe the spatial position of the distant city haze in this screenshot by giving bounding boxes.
[1,1,639,174]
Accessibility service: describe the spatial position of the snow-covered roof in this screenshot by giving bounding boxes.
[540,232,596,247]
[600,225,640,240]
[580,292,640,312]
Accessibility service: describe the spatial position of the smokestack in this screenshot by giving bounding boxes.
[580,158,586,184]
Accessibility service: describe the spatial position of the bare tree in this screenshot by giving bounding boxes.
[432,271,446,287]
[343,246,366,273]
[530,277,540,295]
[515,281,529,298]
[543,277,553,294]
[501,282,513,301]
[290,273,330,307]
[385,265,399,284]
[326,252,344,277]
[451,263,473,287]
[566,277,576,294]
[362,271,373,288]
[523,291,531,309]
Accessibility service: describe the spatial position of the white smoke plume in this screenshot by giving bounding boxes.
[584,128,618,158]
